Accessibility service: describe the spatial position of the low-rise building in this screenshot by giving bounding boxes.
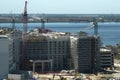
[99,48,114,70]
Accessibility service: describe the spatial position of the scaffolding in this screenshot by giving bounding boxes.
[70,37,78,78]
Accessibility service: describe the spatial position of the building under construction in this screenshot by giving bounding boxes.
[19,0,114,74]
[20,29,102,73]
[70,32,101,73]
[21,31,71,72]
[77,35,100,73]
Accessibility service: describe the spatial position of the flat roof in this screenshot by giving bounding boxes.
[100,48,111,52]
[0,35,8,38]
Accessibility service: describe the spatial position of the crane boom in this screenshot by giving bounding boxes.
[80,18,98,36]
[23,1,27,17]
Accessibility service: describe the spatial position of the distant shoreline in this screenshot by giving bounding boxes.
[0,21,120,23]
[0,14,120,23]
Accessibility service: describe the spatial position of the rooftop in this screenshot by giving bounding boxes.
[0,35,8,38]
[100,48,111,52]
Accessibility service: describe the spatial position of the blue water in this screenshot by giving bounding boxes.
[0,22,120,46]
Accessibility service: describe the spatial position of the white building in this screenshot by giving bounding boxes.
[0,35,15,79]
[0,31,22,79]
[7,31,22,70]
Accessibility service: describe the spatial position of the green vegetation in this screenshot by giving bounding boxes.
[114,54,120,60]
[106,44,120,60]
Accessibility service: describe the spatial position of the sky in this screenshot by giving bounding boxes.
[0,0,120,14]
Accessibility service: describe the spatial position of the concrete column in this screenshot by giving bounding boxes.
[51,60,53,72]
[42,62,44,72]
[33,62,35,73]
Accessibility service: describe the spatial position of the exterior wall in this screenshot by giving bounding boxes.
[23,36,48,71]
[13,38,21,70]
[0,34,20,79]
[48,37,71,71]
[8,74,24,80]
[27,41,48,60]
[91,36,101,72]
[20,31,102,73]
[77,36,100,73]
[8,31,22,70]
[70,36,78,70]
[21,36,71,72]
[0,36,11,79]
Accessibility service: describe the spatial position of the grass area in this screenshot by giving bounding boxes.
[114,54,120,60]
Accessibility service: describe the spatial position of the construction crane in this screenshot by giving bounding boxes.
[11,14,15,29]
[21,0,28,70]
[23,0,28,39]
[80,17,98,36]
[31,14,47,29]
[0,15,15,29]
[72,18,98,79]
[41,14,47,29]
[93,18,98,35]
[31,14,51,33]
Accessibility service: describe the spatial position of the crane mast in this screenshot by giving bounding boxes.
[23,1,28,39]
[11,13,15,29]
[22,0,28,70]
[41,14,46,29]
[93,18,98,36]
[12,18,15,29]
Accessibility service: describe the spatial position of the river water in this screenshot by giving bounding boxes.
[0,22,120,46]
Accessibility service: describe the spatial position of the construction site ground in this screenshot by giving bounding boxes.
[31,59,120,80]
[32,71,120,80]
